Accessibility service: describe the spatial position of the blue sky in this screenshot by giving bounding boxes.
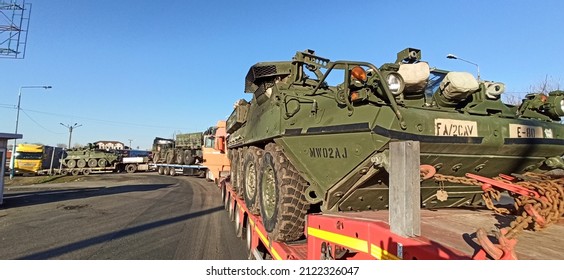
[1,0,563,150]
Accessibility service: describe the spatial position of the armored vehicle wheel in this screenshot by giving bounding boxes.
[243,147,262,215]
[66,159,76,168]
[82,169,91,175]
[258,143,309,242]
[184,150,195,165]
[98,159,107,167]
[158,166,165,175]
[176,152,184,165]
[166,151,175,164]
[125,164,137,173]
[153,153,161,163]
[235,148,247,198]
[71,169,81,176]
[77,159,87,168]
[87,158,98,167]
[230,149,240,196]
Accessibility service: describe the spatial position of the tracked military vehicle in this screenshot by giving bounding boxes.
[226,48,564,242]
[61,145,119,169]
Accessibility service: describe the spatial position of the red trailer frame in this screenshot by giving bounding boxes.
[220,176,563,260]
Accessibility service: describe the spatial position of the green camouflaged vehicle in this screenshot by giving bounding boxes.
[226,48,564,241]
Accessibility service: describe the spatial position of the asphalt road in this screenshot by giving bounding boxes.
[0,173,247,260]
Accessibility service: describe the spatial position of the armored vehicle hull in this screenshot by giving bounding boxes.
[227,48,564,242]
[61,147,119,169]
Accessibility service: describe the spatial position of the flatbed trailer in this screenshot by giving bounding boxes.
[219,177,564,260]
[152,163,207,177]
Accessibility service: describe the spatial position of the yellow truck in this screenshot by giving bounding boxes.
[12,143,64,175]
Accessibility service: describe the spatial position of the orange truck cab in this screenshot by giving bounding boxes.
[202,120,230,184]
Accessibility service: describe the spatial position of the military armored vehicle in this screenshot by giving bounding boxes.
[152,132,203,165]
[61,145,120,169]
[226,48,564,242]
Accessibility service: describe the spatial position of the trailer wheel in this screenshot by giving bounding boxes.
[87,158,98,167]
[98,159,107,167]
[125,164,137,173]
[164,166,170,175]
[169,167,176,176]
[224,188,230,211]
[235,205,243,238]
[71,169,81,176]
[243,147,262,215]
[82,169,91,175]
[258,143,309,242]
[60,169,68,176]
[66,159,76,168]
[158,166,165,175]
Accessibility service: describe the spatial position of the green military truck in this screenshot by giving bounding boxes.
[152,132,203,165]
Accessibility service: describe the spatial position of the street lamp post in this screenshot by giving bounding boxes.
[446,54,480,81]
[9,85,52,179]
[60,123,82,149]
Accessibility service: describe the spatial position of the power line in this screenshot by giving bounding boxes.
[20,109,66,134]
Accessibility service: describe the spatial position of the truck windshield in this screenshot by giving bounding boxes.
[15,152,43,160]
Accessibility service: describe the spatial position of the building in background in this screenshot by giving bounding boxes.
[94,141,125,150]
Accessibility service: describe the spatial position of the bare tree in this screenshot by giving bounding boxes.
[529,75,561,94]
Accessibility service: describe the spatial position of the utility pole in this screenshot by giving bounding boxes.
[60,123,82,148]
[128,139,133,150]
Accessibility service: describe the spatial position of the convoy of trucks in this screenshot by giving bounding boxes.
[153,121,230,181]
[5,47,564,261]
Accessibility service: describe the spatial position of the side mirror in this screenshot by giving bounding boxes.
[215,136,225,153]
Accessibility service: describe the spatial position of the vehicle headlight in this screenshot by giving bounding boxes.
[386,72,405,96]
[546,91,564,118]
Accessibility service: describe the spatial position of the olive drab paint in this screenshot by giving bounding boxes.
[226,48,564,241]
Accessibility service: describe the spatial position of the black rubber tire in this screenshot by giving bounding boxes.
[176,152,184,165]
[258,143,309,242]
[66,159,76,168]
[230,149,240,196]
[184,150,195,165]
[245,218,253,257]
[82,169,91,175]
[125,164,137,173]
[169,167,176,176]
[235,148,247,199]
[158,166,165,175]
[166,151,175,164]
[71,169,80,176]
[243,147,262,215]
[164,166,170,175]
[235,206,243,238]
[87,158,98,167]
[60,169,68,176]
